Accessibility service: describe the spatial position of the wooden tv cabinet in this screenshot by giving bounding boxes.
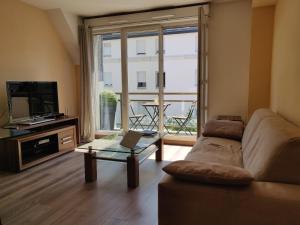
[0,116,79,172]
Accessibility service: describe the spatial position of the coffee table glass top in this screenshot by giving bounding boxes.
[75,132,165,162]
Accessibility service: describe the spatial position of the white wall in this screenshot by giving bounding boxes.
[0,0,78,126]
[46,9,79,64]
[270,0,300,126]
[208,0,252,120]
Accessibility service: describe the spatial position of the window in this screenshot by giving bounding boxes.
[137,71,146,88]
[136,39,146,55]
[103,42,111,57]
[156,72,165,88]
[103,72,112,86]
[195,69,198,86]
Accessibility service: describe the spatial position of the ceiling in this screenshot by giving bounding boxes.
[20,0,210,17]
[20,0,278,17]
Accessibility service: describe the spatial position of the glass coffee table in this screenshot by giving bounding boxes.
[75,132,165,188]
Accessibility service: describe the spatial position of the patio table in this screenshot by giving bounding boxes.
[142,102,170,132]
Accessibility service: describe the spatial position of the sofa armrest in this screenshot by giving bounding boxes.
[158,175,300,225]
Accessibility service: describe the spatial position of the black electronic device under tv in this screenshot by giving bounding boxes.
[6,81,59,123]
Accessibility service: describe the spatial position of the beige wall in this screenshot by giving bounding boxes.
[208,0,252,121]
[248,6,274,117]
[0,0,78,125]
[271,0,300,126]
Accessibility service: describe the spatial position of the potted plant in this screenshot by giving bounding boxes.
[100,91,117,130]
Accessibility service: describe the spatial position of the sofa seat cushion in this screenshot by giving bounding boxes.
[185,136,243,167]
[163,160,253,185]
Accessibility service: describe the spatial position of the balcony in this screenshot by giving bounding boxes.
[98,92,197,137]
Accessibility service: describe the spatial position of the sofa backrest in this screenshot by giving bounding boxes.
[242,109,300,184]
[242,109,277,150]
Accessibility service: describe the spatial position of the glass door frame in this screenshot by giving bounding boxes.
[93,29,122,131]
[120,25,164,132]
[93,21,201,137]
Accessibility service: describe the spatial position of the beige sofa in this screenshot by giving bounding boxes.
[158,109,300,225]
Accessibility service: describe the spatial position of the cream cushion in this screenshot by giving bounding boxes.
[163,160,253,185]
[242,110,300,184]
[203,119,244,141]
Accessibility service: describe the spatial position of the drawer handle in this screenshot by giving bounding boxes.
[62,140,73,145]
[62,136,72,141]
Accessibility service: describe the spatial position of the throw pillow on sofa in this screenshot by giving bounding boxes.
[163,160,253,186]
[203,119,244,141]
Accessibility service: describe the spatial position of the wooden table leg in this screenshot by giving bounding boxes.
[84,151,97,183]
[127,155,139,188]
[155,138,164,162]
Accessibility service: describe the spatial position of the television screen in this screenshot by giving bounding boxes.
[6,81,59,122]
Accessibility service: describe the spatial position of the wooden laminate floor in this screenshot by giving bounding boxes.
[0,145,191,225]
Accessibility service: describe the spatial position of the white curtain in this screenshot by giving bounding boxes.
[197,6,209,137]
[94,35,102,131]
[79,24,96,142]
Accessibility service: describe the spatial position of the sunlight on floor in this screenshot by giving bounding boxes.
[149,144,191,161]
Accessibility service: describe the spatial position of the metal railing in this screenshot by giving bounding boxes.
[115,91,197,102]
[110,92,198,135]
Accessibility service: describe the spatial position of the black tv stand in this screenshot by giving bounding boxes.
[0,116,79,172]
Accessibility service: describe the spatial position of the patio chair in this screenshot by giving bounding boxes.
[129,104,146,130]
[172,101,197,135]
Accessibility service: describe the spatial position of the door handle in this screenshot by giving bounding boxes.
[156,72,166,88]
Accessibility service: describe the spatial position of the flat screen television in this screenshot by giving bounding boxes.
[6,81,59,122]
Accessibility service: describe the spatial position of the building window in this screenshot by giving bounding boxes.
[156,72,165,88]
[195,69,198,86]
[103,42,111,57]
[103,72,112,87]
[137,71,146,88]
[136,39,146,55]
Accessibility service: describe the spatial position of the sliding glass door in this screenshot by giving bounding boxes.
[94,32,122,131]
[125,27,163,132]
[163,26,198,138]
[93,25,200,139]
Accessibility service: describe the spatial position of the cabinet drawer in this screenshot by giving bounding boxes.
[58,127,76,151]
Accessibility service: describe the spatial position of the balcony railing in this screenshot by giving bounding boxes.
[106,92,197,135]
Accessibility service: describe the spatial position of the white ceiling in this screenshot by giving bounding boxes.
[20,0,209,17]
[20,0,278,17]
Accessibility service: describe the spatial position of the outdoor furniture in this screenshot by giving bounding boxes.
[129,104,146,130]
[142,102,170,132]
[76,132,165,188]
[172,101,196,135]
